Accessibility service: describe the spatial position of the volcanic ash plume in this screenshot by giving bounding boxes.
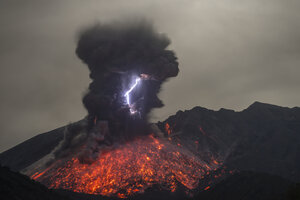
[24,21,225,198]
[26,21,179,165]
[77,20,179,136]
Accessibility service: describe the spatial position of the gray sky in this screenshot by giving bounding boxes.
[0,0,300,152]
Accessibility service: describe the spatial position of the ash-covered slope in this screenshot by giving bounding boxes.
[192,171,294,200]
[0,125,65,172]
[1,102,300,183]
[157,102,300,182]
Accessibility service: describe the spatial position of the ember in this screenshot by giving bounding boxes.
[165,123,172,135]
[31,135,220,197]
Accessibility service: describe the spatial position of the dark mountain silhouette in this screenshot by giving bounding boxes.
[0,125,65,172]
[157,101,300,182]
[192,171,294,200]
[0,102,299,200]
[0,165,71,200]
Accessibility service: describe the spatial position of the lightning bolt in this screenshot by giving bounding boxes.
[124,77,141,114]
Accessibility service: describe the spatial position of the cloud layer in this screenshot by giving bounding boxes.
[0,0,300,152]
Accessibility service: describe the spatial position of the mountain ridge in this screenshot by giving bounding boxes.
[0,102,299,182]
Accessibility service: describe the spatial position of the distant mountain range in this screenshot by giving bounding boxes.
[0,102,299,199]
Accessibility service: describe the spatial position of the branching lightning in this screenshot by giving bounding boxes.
[124,77,141,114]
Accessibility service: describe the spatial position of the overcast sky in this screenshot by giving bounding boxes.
[0,0,300,152]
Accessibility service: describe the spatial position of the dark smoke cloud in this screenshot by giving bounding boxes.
[76,20,179,137]
[51,118,114,164]
[76,21,178,81]
[2,0,300,153]
[44,20,180,163]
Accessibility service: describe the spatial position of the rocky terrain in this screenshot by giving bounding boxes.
[157,101,300,182]
[0,102,299,199]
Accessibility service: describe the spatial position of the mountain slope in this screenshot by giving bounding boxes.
[0,165,297,200]
[0,126,65,171]
[157,102,300,181]
[0,102,299,182]
[0,165,71,200]
[192,171,295,200]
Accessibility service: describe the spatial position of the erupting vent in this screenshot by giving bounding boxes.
[31,135,220,198]
[21,21,223,199]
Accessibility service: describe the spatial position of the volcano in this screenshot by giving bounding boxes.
[0,20,300,200]
[0,21,226,198]
[29,135,220,198]
[1,102,300,200]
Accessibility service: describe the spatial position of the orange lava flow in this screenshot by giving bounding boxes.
[31,135,218,198]
[165,123,172,135]
[204,186,210,190]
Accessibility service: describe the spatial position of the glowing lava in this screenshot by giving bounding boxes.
[165,123,172,135]
[31,135,220,198]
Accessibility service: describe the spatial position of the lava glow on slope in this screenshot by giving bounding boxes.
[31,135,219,198]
